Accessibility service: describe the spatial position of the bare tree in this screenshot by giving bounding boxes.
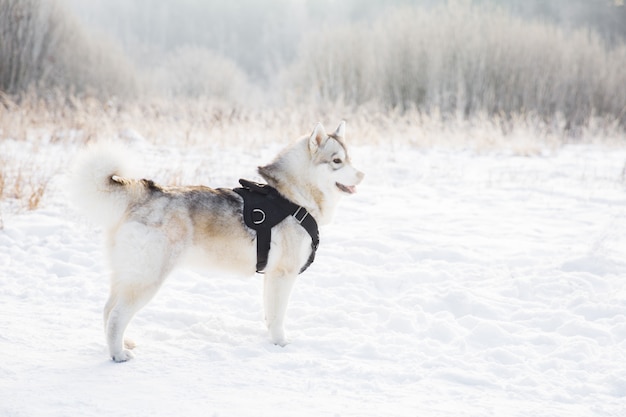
[0,0,61,93]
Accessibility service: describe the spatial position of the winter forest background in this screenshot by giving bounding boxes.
[2,0,626,127]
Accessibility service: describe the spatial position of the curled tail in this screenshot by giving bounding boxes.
[68,142,143,227]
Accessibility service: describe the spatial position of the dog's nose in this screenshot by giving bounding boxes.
[356,170,365,183]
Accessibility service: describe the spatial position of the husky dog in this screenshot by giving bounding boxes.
[70,121,364,362]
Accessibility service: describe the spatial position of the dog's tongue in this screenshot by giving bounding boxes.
[337,182,357,194]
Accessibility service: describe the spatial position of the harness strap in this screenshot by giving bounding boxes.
[255,225,272,274]
[233,179,319,274]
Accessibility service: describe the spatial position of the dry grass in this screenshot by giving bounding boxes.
[1,94,625,212]
[0,162,52,212]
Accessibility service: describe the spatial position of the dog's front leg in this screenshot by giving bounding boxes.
[263,271,297,346]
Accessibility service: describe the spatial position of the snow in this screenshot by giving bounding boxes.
[2,139,626,416]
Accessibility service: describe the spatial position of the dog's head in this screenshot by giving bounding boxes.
[308,121,364,196]
[258,121,364,223]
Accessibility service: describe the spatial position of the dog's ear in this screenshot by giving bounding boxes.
[308,122,327,153]
[333,121,345,139]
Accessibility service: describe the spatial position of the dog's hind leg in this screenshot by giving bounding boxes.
[105,281,162,362]
[104,221,181,362]
[263,271,297,346]
[103,290,138,351]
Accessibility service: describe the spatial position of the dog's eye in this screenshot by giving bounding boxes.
[332,158,342,164]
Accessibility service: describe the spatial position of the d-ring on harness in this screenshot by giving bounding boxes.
[234,179,319,274]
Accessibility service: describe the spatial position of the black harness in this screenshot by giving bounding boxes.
[233,179,319,274]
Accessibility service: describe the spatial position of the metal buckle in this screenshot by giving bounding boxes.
[293,206,308,224]
[252,208,266,225]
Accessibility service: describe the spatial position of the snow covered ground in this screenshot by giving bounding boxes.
[1,137,626,416]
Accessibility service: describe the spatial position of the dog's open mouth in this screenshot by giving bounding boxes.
[336,182,357,194]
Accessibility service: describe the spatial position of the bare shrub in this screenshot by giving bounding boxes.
[148,46,249,102]
[0,0,58,93]
[0,0,137,98]
[283,1,626,130]
[52,22,139,98]
[286,24,380,105]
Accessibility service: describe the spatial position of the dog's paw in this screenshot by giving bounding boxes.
[111,349,135,362]
[269,328,290,347]
[273,338,290,347]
